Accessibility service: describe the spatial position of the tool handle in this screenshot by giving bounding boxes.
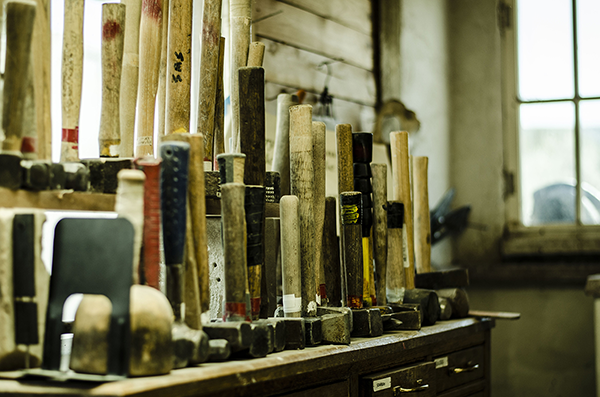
[390,131,414,287]
[239,66,266,186]
[412,156,431,273]
[99,3,126,157]
[271,93,298,196]
[197,0,223,161]
[386,201,406,302]
[213,37,226,163]
[323,196,342,306]
[341,191,363,309]
[468,310,521,320]
[118,0,143,158]
[2,2,36,152]
[247,42,265,67]
[135,0,164,156]
[165,0,193,135]
[336,124,354,195]
[156,0,170,139]
[229,16,251,152]
[372,164,388,305]
[60,0,83,161]
[217,153,246,184]
[280,195,302,317]
[290,104,317,316]
[221,183,248,321]
[245,185,266,319]
[313,122,327,305]
[160,141,190,316]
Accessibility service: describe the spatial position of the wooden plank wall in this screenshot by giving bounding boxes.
[253,0,376,132]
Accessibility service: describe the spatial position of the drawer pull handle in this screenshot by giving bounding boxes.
[393,382,429,394]
[451,363,479,374]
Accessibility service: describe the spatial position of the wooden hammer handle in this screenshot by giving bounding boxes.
[271,93,298,196]
[371,163,388,305]
[135,0,164,157]
[341,191,363,309]
[289,104,317,316]
[280,195,302,317]
[386,201,407,302]
[239,66,265,186]
[3,2,36,153]
[229,16,251,152]
[99,3,126,157]
[412,156,431,274]
[312,121,327,305]
[60,0,83,161]
[390,131,415,288]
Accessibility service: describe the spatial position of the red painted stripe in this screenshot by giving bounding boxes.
[62,127,78,144]
[142,0,162,20]
[223,302,248,321]
[102,20,121,40]
[20,137,36,154]
[347,295,363,309]
[319,284,327,301]
[251,297,261,317]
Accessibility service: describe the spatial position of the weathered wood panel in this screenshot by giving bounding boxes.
[261,38,376,106]
[253,0,373,71]
[278,0,371,36]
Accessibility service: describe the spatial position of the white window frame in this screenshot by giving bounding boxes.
[500,0,600,256]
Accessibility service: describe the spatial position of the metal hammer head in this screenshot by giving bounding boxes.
[0,153,23,190]
[351,308,383,338]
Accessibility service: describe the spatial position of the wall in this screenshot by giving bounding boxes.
[446,1,595,396]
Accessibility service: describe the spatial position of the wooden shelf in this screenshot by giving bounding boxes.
[0,318,494,397]
[0,187,116,212]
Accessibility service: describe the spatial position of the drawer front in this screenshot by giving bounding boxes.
[434,345,485,392]
[361,362,436,397]
[279,380,349,397]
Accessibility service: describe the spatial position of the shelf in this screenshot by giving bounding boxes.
[0,187,116,212]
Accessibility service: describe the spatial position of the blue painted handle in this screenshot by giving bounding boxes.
[160,141,190,266]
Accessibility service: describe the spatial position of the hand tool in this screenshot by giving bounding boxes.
[245,185,266,320]
[118,0,142,158]
[134,157,161,289]
[1,1,35,188]
[280,195,302,318]
[255,318,286,352]
[390,131,414,282]
[247,42,265,67]
[437,288,469,319]
[207,339,231,361]
[60,0,83,162]
[41,217,134,377]
[165,0,193,135]
[243,323,270,358]
[70,285,174,376]
[197,0,223,161]
[99,3,126,158]
[289,104,318,317]
[63,162,89,191]
[156,0,170,138]
[239,66,266,187]
[430,188,472,245]
[162,133,210,313]
[22,62,37,160]
[385,201,406,304]
[323,196,342,307]
[412,156,430,274]
[271,93,299,197]
[135,0,164,157]
[203,321,253,353]
[81,158,133,194]
[336,123,353,302]
[317,306,352,345]
[313,121,327,306]
[229,15,251,152]
[438,297,453,321]
[468,310,520,320]
[160,141,210,367]
[371,163,388,305]
[353,132,376,306]
[20,161,49,191]
[263,215,280,317]
[217,152,246,184]
[213,37,226,164]
[115,169,146,285]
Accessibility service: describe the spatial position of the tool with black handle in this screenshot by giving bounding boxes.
[160,142,209,368]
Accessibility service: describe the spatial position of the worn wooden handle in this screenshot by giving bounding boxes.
[135,0,163,157]
[165,0,193,135]
[99,3,126,157]
[239,66,265,186]
[336,124,354,195]
[312,121,327,305]
[197,0,223,162]
[221,183,249,322]
[280,195,302,317]
[2,2,36,153]
[341,191,363,309]
[229,16,251,152]
[289,104,317,316]
[390,131,414,288]
[385,201,406,302]
[217,153,246,184]
[156,0,170,139]
[118,0,142,158]
[245,185,266,320]
[247,42,265,67]
[412,156,431,274]
[213,37,226,164]
[371,163,388,305]
[115,169,146,285]
[271,93,298,196]
[323,196,342,306]
[60,0,83,161]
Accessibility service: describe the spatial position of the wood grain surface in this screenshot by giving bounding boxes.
[371,163,388,305]
[412,156,431,274]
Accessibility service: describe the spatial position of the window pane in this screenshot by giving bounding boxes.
[519,102,576,226]
[517,0,574,101]
[579,100,600,225]
[577,0,600,97]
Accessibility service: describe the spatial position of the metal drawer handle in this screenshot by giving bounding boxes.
[393,379,429,394]
[451,362,479,374]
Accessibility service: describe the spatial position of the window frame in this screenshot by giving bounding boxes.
[500,0,600,256]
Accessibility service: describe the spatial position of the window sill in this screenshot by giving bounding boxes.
[501,224,600,256]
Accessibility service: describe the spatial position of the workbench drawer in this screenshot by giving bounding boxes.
[361,361,436,397]
[434,345,485,392]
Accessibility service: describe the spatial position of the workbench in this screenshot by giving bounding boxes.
[0,318,493,397]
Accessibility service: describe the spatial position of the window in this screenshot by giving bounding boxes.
[501,0,600,255]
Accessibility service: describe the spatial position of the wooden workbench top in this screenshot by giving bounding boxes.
[0,318,494,397]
